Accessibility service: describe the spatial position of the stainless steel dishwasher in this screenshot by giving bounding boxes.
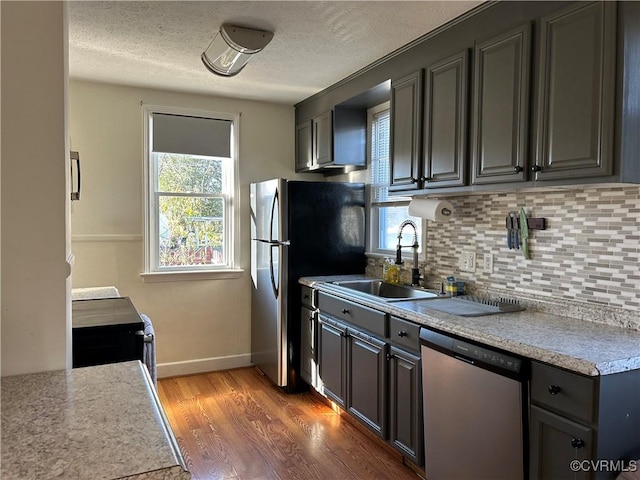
[420,328,528,480]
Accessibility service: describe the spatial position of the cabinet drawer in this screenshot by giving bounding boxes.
[389,316,421,353]
[301,285,316,308]
[531,362,596,424]
[318,292,387,337]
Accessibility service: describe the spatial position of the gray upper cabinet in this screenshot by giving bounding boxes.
[471,23,532,185]
[422,50,469,189]
[532,1,616,182]
[295,121,313,172]
[390,70,423,192]
[313,111,333,166]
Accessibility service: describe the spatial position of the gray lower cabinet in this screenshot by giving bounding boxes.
[532,1,616,182]
[529,361,640,480]
[388,345,423,466]
[347,329,387,438]
[471,23,531,185]
[316,291,425,466]
[300,305,317,388]
[318,315,347,407]
[390,70,423,192]
[530,405,594,480]
[422,50,469,189]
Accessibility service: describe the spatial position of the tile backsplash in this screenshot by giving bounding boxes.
[368,184,639,322]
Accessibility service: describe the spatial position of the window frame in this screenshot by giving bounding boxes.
[141,104,241,280]
[367,102,423,259]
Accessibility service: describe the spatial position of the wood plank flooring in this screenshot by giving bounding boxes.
[158,367,421,480]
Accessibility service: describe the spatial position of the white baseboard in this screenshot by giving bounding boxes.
[157,353,252,379]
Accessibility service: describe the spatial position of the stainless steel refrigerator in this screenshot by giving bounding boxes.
[250,179,366,391]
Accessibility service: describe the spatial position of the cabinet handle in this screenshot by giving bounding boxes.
[341,308,350,314]
[308,316,314,322]
[303,294,309,299]
[513,166,523,173]
[420,176,431,182]
[531,165,542,172]
[410,177,417,184]
[397,331,407,337]
[548,385,562,395]
[386,353,395,361]
[571,438,585,449]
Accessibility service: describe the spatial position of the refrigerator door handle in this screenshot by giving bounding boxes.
[269,244,279,298]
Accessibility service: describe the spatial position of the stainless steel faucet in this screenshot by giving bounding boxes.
[396,220,421,286]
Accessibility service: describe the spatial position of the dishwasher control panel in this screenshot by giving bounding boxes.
[420,327,522,374]
[452,339,521,373]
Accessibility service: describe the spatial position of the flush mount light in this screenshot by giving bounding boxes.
[201,24,274,77]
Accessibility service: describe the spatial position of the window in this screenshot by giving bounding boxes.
[368,102,422,256]
[143,106,239,276]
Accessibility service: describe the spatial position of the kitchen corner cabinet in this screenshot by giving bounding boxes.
[529,361,640,480]
[532,1,616,183]
[422,50,469,189]
[390,70,423,192]
[471,23,531,185]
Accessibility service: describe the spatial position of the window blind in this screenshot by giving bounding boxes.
[370,109,390,203]
[152,113,232,158]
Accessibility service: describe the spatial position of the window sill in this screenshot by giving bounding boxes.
[140,269,244,283]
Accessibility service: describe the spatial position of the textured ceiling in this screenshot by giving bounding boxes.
[68,1,483,105]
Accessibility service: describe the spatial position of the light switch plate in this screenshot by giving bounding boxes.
[484,253,494,274]
[459,251,476,273]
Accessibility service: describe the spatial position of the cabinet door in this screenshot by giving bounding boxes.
[295,121,313,171]
[318,316,346,407]
[300,306,317,388]
[313,111,333,165]
[347,330,387,438]
[533,2,616,182]
[471,24,531,185]
[423,50,469,189]
[530,405,594,480]
[390,70,423,192]
[388,346,423,466]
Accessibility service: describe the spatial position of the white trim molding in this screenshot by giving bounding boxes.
[72,234,143,242]
[157,353,252,378]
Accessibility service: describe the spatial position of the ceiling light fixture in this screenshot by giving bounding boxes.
[201,24,274,77]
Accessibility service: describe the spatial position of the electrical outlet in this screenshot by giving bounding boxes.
[484,253,494,274]
[459,251,476,273]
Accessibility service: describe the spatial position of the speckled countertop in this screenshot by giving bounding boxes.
[1,361,191,480]
[301,275,640,377]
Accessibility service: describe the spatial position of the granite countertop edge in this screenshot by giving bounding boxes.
[300,275,640,377]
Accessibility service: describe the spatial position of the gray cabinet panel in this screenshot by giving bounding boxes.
[533,1,616,181]
[300,306,317,388]
[530,405,594,480]
[423,50,469,188]
[390,71,423,191]
[347,331,387,438]
[313,111,333,165]
[389,346,423,466]
[471,24,531,185]
[318,316,346,407]
[295,121,313,172]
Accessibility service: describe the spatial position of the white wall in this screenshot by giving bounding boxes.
[69,80,307,376]
[1,2,71,376]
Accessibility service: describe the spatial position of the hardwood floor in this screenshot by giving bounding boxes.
[158,367,421,480]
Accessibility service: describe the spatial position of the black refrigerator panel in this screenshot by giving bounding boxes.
[285,181,366,392]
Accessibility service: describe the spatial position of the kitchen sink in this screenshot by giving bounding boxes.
[331,279,440,301]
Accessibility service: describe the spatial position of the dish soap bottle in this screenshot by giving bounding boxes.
[382,258,391,283]
[388,262,400,285]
